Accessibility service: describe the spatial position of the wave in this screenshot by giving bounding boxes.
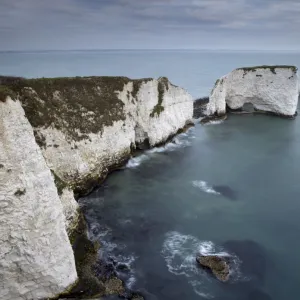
[161,231,242,298]
[88,221,138,289]
[191,281,214,299]
[206,120,224,125]
[126,274,137,289]
[126,130,194,168]
[161,231,230,277]
[192,180,220,195]
[126,154,150,168]
[200,118,224,125]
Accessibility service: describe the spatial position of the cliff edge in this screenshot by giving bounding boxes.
[0,76,193,300]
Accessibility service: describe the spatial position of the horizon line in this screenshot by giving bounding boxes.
[1,48,300,53]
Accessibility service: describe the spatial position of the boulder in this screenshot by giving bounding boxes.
[196,255,230,282]
[104,277,125,296]
[193,97,209,118]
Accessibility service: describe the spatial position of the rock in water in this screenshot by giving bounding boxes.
[196,255,230,282]
[193,97,209,118]
[104,277,125,296]
[206,65,299,118]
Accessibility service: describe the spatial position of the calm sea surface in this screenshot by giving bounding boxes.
[1,49,299,97]
[1,50,300,300]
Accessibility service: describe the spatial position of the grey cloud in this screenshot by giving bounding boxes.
[0,0,299,50]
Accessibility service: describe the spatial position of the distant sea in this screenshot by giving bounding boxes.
[2,50,300,300]
[0,49,299,97]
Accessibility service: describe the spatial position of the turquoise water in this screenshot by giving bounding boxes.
[1,50,300,299]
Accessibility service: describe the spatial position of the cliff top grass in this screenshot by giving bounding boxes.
[0,85,17,102]
[0,76,156,143]
[237,65,298,75]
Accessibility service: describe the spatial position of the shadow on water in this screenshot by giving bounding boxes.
[215,240,272,300]
[214,289,272,300]
[213,185,238,201]
[247,289,273,300]
[223,240,267,284]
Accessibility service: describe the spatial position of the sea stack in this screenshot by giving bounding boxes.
[0,76,193,300]
[206,65,299,118]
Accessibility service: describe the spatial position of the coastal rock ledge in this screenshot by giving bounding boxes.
[206,65,299,118]
[0,76,193,300]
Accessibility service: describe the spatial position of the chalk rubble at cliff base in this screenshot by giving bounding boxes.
[205,65,299,119]
[0,76,193,300]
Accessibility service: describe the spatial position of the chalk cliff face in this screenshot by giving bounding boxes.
[206,66,299,117]
[0,76,193,299]
[13,77,193,196]
[0,98,77,300]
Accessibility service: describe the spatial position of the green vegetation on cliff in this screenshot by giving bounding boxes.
[19,77,128,142]
[0,85,16,102]
[210,78,224,95]
[237,65,298,75]
[60,214,106,299]
[131,78,152,100]
[51,170,68,195]
[0,76,159,143]
[150,77,168,117]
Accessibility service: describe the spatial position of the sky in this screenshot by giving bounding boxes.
[0,0,300,51]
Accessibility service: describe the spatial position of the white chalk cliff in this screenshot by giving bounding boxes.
[34,77,193,195]
[0,76,193,299]
[0,99,77,300]
[207,66,298,117]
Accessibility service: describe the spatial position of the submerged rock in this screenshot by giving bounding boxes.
[196,255,230,282]
[206,65,299,118]
[213,185,238,201]
[200,113,227,124]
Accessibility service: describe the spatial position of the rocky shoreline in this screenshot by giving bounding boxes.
[57,124,196,300]
[57,213,145,300]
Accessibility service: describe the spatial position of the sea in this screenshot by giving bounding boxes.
[1,50,300,300]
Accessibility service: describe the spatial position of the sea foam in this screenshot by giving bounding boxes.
[161,231,242,297]
[126,130,194,168]
[87,221,138,289]
[192,180,220,195]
